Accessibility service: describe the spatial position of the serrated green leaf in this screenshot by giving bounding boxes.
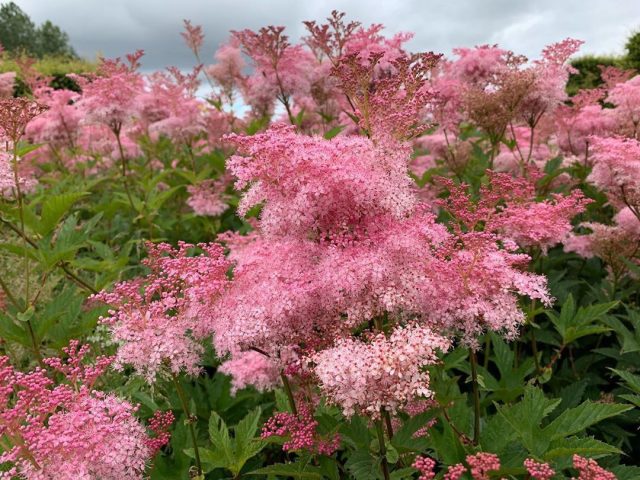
[250,462,323,478]
[544,401,632,439]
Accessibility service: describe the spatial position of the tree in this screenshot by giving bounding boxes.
[0,2,76,57]
[0,1,36,53]
[625,30,640,71]
[34,20,75,57]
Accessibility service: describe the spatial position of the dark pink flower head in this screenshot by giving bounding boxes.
[43,340,113,390]
[261,402,340,455]
[0,97,49,144]
[413,456,436,480]
[303,10,360,63]
[524,458,555,480]
[181,19,205,55]
[466,452,501,480]
[572,454,616,480]
[332,50,441,141]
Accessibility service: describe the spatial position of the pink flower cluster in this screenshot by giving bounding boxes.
[93,242,229,381]
[261,402,340,455]
[219,350,281,394]
[525,458,556,480]
[312,324,450,417]
[572,454,616,480]
[0,344,167,479]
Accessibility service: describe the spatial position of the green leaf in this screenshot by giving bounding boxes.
[208,411,233,466]
[38,192,88,236]
[544,401,632,439]
[250,462,323,479]
[610,368,640,393]
[323,125,345,140]
[345,449,381,480]
[545,436,622,459]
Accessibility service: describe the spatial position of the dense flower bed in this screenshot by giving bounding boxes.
[0,10,638,480]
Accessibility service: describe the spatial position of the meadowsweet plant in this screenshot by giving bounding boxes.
[0,8,638,480]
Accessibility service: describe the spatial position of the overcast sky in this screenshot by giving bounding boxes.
[13,0,640,72]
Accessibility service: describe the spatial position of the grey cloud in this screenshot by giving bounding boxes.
[13,0,640,72]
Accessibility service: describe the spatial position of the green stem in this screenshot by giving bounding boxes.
[114,128,136,213]
[280,371,298,415]
[25,320,44,368]
[375,418,391,480]
[172,374,202,477]
[469,349,481,445]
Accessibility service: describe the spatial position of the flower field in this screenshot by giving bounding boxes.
[0,9,639,480]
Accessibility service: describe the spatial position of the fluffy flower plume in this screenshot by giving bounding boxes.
[312,324,450,417]
[93,242,229,381]
[588,136,640,217]
[219,350,281,394]
[227,124,416,237]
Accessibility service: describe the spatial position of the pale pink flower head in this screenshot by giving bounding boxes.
[311,324,450,418]
[219,350,281,394]
[449,44,510,84]
[186,177,231,217]
[607,75,640,136]
[0,71,16,98]
[73,52,145,133]
[343,23,413,72]
[207,37,246,103]
[519,38,583,125]
[588,136,640,214]
[93,242,229,382]
[0,348,160,480]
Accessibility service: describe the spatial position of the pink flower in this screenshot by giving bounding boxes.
[186,177,231,217]
[261,402,340,455]
[0,346,161,479]
[413,456,436,480]
[524,458,555,480]
[443,463,467,480]
[466,452,501,480]
[93,242,229,382]
[311,324,450,417]
[572,454,616,480]
[181,20,205,55]
[219,350,281,394]
[588,136,640,215]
